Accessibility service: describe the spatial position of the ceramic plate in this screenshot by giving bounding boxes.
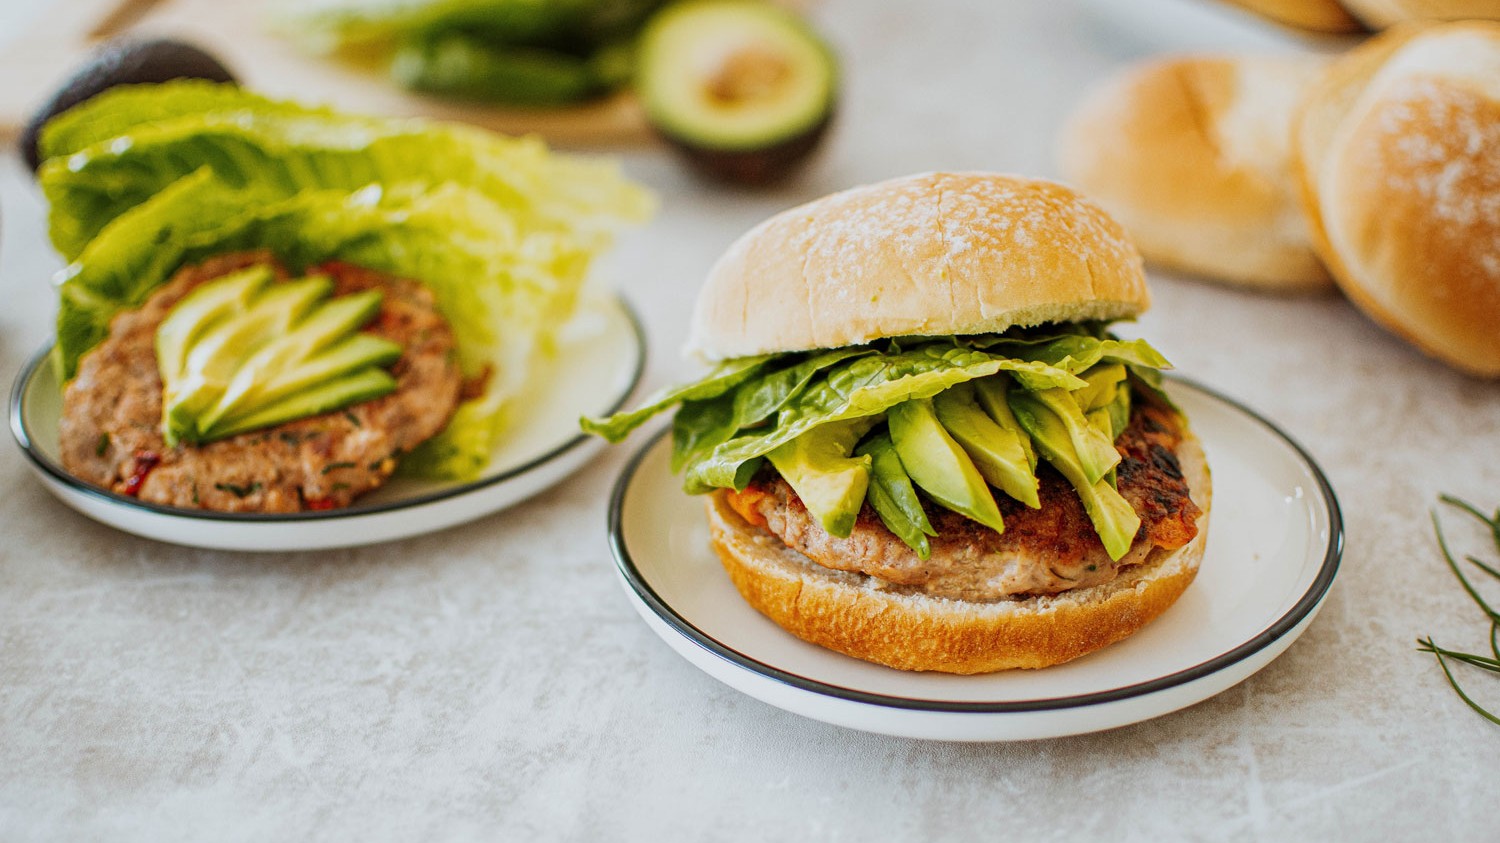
[10,294,645,552]
[609,378,1342,741]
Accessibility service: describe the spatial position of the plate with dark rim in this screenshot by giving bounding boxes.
[10,294,646,552]
[608,377,1341,741]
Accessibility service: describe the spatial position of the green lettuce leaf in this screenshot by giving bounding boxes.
[54,172,628,479]
[681,344,1082,493]
[666,347,873,473]
[39,82,652,259]
[37,81,317,163]
[580,354,774,444]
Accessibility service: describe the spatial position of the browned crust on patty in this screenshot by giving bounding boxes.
[58,252,463,513]
[728,394,1202,601]
[706,425,1212,674]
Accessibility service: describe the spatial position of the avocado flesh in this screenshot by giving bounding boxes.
[198,289,390,431]
[637,0,836,184]
[205,333,403,436]
[1103,384,1131,440]
[162,276,333,445]
[1008,391,1142,561]
[887,399,1004,533]
[1073,363,1127,412]
[933,384,1040,509]
[154,265,273,387]
[206,368,398,442]
[855,431,935,559]
[973,376,1036,471]
[1029,387,1121,486]
[765,417,875,538]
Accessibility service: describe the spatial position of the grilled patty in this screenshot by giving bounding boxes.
[58,251,463,513]
[725,395,1202,602]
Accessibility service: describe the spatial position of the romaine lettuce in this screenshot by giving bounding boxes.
[55,171,630,479]
[38,81,652,259]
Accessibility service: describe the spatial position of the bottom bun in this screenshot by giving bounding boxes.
[705,428,1212,674]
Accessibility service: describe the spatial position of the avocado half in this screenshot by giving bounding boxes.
[636,0,838,186]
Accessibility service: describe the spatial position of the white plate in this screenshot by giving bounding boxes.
[9,294,645,552]
[608,378,1342,741]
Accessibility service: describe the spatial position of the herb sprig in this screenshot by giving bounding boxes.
[1417,495,1500,725]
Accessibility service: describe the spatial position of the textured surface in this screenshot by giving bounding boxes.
[687,172,1148,359]
[2,1,1498,840]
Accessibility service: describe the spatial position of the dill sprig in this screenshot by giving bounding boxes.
[1418,495,1500,724]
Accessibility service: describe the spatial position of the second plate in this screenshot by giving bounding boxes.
[11,294,646,552]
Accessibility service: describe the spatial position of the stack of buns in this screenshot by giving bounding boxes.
[1061,20,1500,377]
[1058,55,1333,292]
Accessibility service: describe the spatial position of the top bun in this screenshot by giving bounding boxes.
[1294,22,1500,376]
[687,172,1150,360]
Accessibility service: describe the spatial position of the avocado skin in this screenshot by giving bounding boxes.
[660,109,833,187]
[21,38,235,172]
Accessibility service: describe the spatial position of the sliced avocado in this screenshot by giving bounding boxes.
[933,384,1040,509]
[1009,391,1142,561]
[1072,363,1127,412]
[973,376,1036,471]
[154,265,273,387]
[887,399,1004,533]
[204,368,397,442]
[637,0,837,185]
[855,430,935,559]
[205,333,402,434]
[1028,387,1121,486]
[765,417,875,538]
[1103,382,1132,439]
[199,289,390,431]
[163,276,333,445]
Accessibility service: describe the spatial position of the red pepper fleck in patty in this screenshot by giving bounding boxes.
[123,451,161,497]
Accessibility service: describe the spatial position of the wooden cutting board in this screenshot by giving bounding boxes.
[0,0,653,148]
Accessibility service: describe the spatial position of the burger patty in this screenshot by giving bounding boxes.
[58,251,464,513]
[724,396,1202,602]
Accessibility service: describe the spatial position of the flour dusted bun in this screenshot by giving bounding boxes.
[1294,22,1500,376]
[1059,55,1333,293]
[706,427,1212,674]
[1220,0,1365,33]
[686,172,1149,360]
[1341,0,1500,28]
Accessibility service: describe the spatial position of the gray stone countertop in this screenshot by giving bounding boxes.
[1,1,1495,840]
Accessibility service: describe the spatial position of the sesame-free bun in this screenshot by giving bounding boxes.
[705,423,1211,674]
[1219,0,1365,33]
[1059,55,1333,293]
[685,172,1150,361]
[1294,22,1500,376]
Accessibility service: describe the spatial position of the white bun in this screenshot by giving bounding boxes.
[1220,0,1365,33]
[686,172,1149,361]
[706,425,1212,674]
[1294,22,1500,376]
[1059,54,1334,293]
